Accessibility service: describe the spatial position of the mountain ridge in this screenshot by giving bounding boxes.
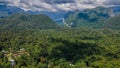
[65,6,115,28]
[0,13,59,31]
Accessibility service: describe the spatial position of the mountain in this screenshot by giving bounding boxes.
[27,11,66,21]
[65,6,114,28]
[103,15,120,30]
[0,2,25,18]
[0,2,69,21]
[0,14,59,31]
[110,6,120,15]
[0,2,66,21]
[64,11,75,19]
[0,4,66,21]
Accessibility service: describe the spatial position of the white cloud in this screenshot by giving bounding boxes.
[1,0,120,12]
[56,3,77,11]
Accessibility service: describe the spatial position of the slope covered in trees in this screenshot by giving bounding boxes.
[103,15,120,30]
[0,6,120,68]
[0,28,120,68]
[0,14,59,31]
[65,6,114,28]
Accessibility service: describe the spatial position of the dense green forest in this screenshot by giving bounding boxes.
[65,7,115,28]
[0,28,120,68]
[0,14,59,31]
[0,11,120,68]
[103,15,120,30]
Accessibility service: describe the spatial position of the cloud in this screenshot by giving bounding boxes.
[1,0,120,12]
[103,0,120,6]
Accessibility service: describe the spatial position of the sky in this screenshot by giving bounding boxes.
[1,0,120,12]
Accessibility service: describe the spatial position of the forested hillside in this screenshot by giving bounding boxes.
[103,15,120,30]
[0,28,120,68]
[0,14,59,31]
[0,4,120,68]
[65,6,114,28]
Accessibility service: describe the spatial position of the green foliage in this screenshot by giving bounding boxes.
[1,6,120,68]
[0,28,120,68]
[74,62,87,68]
[37,62,47,68]
[65,6,114,28]
[0,14,59,31]
[103,15,120,30]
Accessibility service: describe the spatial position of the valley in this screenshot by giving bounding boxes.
[0,1,120,68]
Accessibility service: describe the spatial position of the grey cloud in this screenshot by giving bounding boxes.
[104,0,120,6]
[1,0,120,12]
[42,0,75,4]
